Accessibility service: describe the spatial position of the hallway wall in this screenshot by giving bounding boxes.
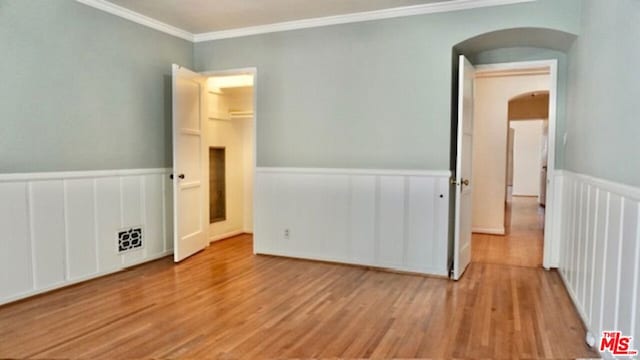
[560,1,640,355]
[565,0,640,187]
[557,171,640,357]
[510,120,544,197]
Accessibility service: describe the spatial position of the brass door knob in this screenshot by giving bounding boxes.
[461,179,470,186]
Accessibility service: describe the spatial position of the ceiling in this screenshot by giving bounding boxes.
[106,0,451,34]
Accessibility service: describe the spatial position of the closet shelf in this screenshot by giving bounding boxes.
[229,111,254,118]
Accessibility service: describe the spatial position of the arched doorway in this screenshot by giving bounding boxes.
[449,28,576,278]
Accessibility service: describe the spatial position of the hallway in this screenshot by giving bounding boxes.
[472,197,544,268]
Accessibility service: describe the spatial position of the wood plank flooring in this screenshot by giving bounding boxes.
[0,233,597,359]
[472,196,545,268]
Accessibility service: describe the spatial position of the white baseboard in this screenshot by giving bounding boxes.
[209,229,245,242]
[472,227,505,235]
[255,249,449,277]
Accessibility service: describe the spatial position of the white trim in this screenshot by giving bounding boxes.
[0,250,173,307]
[209,230,245,243]
[472,227,506,235]
[76,0,535,43]
[200,68,257,77]
[475,60,558,73]
[475,68,550,78]
[255,249,449,278]
[0,168,171,182]
[193,0,535,42]
[256,167,451,178]
[75,0,193,41]
[558,266,591,336]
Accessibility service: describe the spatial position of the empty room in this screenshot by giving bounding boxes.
[1,0,639,359]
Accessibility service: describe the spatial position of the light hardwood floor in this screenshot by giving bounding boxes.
[0,233,596,359]
[472,196,545,268]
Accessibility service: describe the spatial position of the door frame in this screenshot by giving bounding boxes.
[199,67,258,252]
[473,59,559,269]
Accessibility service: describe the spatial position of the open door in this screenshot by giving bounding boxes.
[172,64,208,262]
[453,55,475,280]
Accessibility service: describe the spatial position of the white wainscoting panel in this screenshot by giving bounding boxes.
[254,167,451,276]
[0,168,173,305]
[0,183,33,299]
[30,180,67,289]
[557,170,640,357]
[65,179,98,280]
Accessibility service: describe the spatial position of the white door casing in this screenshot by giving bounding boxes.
[453,55,475,280]
[172,64,208,262]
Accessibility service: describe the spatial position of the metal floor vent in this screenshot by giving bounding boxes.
[118,227,143,253]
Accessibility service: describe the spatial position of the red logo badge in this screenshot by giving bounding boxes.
[600,331,638,356]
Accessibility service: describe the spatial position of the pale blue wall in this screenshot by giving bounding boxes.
[565,0,640,187]
[0,0,193,173]
[195,0,582,170]
[1,0,586,173]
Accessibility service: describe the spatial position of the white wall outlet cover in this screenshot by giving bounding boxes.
[563,133,568,146]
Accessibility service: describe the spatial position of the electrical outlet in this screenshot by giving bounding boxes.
[284,229,290,239]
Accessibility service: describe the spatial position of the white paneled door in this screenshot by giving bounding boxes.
[453,55,476,280]
[172,64,208,262]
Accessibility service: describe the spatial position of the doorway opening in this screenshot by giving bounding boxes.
[450,57,559,279]
[204,74,255,243]
[471,64,553,268]
[171,65,256,262]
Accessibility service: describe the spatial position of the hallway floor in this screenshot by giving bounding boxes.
[0,233,597,359]
[472,196,544,268]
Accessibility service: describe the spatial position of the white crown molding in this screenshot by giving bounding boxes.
[75,0,194,41]
[77,0,535,43]
[193,0,536,42]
